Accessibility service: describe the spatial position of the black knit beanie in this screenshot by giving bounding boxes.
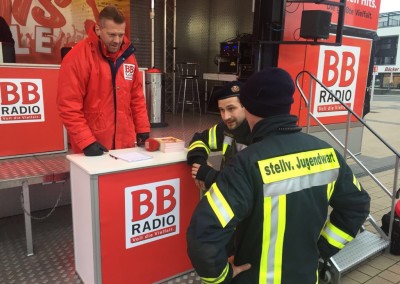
[240,67,295,118]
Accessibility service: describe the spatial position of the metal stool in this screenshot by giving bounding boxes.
[176,62,201,117]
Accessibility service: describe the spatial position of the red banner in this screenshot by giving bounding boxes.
[0,0,130,64]
[98,163,198,283]
[0,65,66,157]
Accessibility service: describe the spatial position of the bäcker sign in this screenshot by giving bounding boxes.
[0,79,45,124]
[124,178,180,249]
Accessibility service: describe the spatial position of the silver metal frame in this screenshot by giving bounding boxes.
[296,70,400,283]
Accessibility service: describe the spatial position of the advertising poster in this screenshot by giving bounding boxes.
[279,0,380,126]
[0,65,65,156]
[98,163,198,283]
[0,0,130,64]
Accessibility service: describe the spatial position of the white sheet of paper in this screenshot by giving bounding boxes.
[109,152,153,162]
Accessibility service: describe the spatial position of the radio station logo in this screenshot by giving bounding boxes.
[123,64,135,80]
[125,178,180,249]
[315,45,360,117]
[0,79,45,124]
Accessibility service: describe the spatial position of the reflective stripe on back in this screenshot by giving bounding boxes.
[263,169,339,197]
[259,195,286,284]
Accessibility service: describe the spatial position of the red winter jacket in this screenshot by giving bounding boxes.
[57,27,150,153]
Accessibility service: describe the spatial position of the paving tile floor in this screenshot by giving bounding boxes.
[337,95,400,284]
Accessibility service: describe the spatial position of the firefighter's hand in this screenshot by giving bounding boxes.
[194,179,206,191]
[229,256,251,279]
[191,163,201,179]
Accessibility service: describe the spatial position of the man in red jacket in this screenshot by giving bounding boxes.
[57,5,150,156]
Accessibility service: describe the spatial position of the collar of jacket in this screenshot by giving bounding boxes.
[251,114,301,143]
[87,25,135,61]
[223,119,252,145]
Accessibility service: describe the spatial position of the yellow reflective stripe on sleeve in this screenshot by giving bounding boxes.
[208,125,218,150]
[258,148,340,184]
[188,140,211,154]
[321,221,354,249]
[205,183,234,228]
[259,196,286,284]
[201,262,230,284]
[327,181,336,201]
[353,174,361,191]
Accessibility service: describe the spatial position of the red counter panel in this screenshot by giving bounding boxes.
[98,162,198,283]
[0,64,66,157]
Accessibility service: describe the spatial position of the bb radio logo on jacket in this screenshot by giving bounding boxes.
[123,63,135,80]
[0,79,45,124]
[124,178,180,249]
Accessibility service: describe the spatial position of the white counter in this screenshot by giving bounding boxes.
[67,147,187,175]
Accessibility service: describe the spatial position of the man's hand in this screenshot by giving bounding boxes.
[136,132,150,147]
[229,256,251,279]
[192,164,206,191]
[191,163,201,179]
[83,142,108,156]
[194,179,206,191]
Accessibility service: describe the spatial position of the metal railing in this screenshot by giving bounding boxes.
[295,70,400,246]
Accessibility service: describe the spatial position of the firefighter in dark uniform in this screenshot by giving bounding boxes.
[187,81,251,190]
[186,68,371,284]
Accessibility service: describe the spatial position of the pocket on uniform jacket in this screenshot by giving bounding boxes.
[85,112,107,131]
[123,110,135,134]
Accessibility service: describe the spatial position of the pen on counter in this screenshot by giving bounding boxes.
[109,154,118,160]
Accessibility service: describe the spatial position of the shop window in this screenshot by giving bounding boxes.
[375,36,398,65]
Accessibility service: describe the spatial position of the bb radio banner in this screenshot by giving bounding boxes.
[314,45,361,117]
[0,78,44,123]
[279,36,371,126]
[98,163,198,283]
[0,65,66,157]
[125,178,180,249]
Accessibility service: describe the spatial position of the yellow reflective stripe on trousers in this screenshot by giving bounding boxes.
[353,174,361,191]
[201,262,230,284]
[259,195,286,284]
[208,125,218,150]
[188,140,211,154]
[321,221,354,249]
[205,183,234,228]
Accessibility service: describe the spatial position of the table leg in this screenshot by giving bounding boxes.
[22,181,34,256]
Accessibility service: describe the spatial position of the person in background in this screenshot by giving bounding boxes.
[187,81,251,190]
[0,16,14,45]
[57,5,150,156]
[186,67,370,283]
